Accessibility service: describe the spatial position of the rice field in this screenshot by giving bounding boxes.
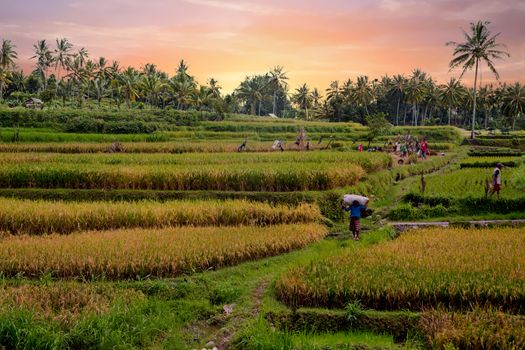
[0,162,366,191]
[421,308,525,349]
[414,167,521,198]
[0,224,328,279]
[276,227,525,312]
[0,198,321,235]
[459,156,524,168]
[0,283,144,324]
[0,151,392,172]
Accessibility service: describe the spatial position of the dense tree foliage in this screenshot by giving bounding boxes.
[0,27,523,130]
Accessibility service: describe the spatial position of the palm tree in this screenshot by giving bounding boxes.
[169,76,196,110]
[267,66,288,116]
[0,39,18,100]
[0,39,17,70]
[404,72,426,126]
[502,83,525,130]
[389,74,407,125]
[439,78,466,125]
[208,78,222,99]
[10,70,25,92]
[292,83,313,120]
[447,21,510,138]
[326,80,343,121]
[352,76,375,116]
[76,47,89,67]
[31,40,53,89]
[141,73,163,108]
[236,76,265,115]
[54,38,73,80]
[119,67,141,108]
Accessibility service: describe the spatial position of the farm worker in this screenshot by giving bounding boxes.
[420,139,428,159]
[489,163,504,199]
[358,144,363,152]
[344,200,367,241]
[400,143,408,157]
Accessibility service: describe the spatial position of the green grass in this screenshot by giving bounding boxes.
[231,318,403,350]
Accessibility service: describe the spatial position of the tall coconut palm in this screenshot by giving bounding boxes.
[352,76,375,116]
[404,72,426,126]
[119,67,141,108]
[208,78,222,99]
[236,76,265,116]
[0,39,18,100]
[54,38,73,80]
[326,80,343,121]
[31,40,53,89]
[267,66,288,116]
[0,39,17,70]
[76,47,89,67]
[447,21,510,138]
[439,78,466,125]
[292,84,313,120]
[502,83,525,130]
[141,73,163,108]
[389,74,407,125]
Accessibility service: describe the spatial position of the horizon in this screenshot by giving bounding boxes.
[2,0,525,93]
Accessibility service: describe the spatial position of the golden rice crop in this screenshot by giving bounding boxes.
[421,308,525,349]
[0,283,143,324]
[0,163,366,191]
[0,224,328,279]
[0,198,321,235]
[276,227,525,312]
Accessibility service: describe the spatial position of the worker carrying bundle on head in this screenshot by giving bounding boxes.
[341,194,371,241]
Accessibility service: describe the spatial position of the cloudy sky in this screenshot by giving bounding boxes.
[2,0,524,91]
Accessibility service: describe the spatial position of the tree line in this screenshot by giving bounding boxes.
[0,22,523,130]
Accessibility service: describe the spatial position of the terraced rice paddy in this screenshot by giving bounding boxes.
[0,151,391,191]
[413,167,520,198]
[276,227,525,312]
[0,224,328,279]
[0,198,321,235]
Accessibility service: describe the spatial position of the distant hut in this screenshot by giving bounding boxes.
[25,98,44,109]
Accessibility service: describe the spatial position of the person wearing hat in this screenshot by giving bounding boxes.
[489,163,504,199]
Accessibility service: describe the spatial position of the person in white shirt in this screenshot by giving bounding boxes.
[489,163,504,199]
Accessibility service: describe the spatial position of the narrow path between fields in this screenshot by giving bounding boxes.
[214,280,268,350]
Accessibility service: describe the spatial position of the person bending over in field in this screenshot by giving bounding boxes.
[345,200,367,240]
[489,163,504,199]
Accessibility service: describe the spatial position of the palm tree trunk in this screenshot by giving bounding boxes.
[448,106,452,125]
[412,103,417,126]
[272,91,277,115]
[396,96,400,126]
[403,105,407,125]
[471,58,479,139]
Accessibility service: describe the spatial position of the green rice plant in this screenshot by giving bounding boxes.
[511,165,525,191]
[0,224,328,279]
[410,167,521,199]
[0,151,392,173]
[0,198,321,235]
[276,227,525,313]
[459,156,523,168]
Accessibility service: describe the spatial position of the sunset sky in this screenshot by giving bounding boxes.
[2,0,524,92]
